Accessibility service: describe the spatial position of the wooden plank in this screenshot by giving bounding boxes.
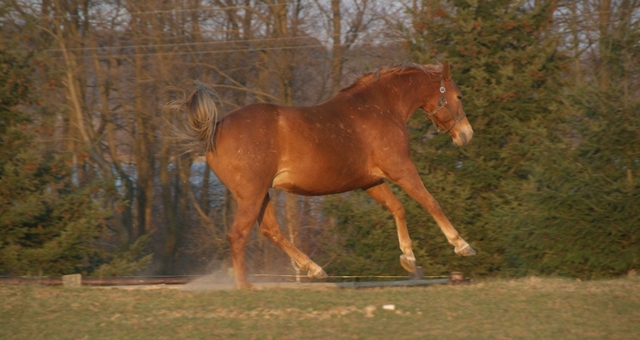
[0,276,193,286]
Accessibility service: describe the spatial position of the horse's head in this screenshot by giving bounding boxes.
[423,61,474,146]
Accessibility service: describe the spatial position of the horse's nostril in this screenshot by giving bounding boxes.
[454,125,473,146]
[465,127,474,143]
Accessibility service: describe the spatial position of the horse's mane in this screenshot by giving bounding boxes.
[340,63,442,93]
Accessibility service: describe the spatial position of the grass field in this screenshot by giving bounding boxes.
[2,276,639,339]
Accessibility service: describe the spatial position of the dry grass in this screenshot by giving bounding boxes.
[2,276,639,339]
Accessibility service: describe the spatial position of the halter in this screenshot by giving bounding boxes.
[425,79,466,134]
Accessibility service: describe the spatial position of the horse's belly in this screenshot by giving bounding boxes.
[271,168,381,196]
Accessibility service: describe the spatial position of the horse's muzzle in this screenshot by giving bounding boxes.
[452,123,474,146]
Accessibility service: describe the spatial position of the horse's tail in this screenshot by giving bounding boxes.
[165,82,220,153]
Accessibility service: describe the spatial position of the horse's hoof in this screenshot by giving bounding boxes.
[308,266,328,279]
[400,254,417,273]
[455,244,476,256]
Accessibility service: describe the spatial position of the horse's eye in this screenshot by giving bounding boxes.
[457,95,462,100]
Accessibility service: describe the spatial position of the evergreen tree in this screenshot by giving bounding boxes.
[501,18,640,278]
[323,0,569,277]
[0,49,150,276]
[0,49,96,275]
[407,0,570,277]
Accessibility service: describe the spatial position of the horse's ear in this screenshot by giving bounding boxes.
[442,60,451,80]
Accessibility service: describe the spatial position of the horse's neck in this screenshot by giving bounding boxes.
[346,72,432,122]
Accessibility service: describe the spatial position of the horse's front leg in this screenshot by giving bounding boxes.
[386,164,476,257]
[365,182,417,273]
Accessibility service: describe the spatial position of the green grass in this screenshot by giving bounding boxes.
[2,276,639,339]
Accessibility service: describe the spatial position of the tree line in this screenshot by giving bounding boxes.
[1,0,638,280]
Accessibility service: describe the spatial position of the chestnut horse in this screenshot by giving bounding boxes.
[173,61,476,289]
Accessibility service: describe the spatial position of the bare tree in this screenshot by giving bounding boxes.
[3,0,411,276]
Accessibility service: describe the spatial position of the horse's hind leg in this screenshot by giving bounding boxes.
[365,182,417,273]
[258,194,327,279]
[228,198,264,289]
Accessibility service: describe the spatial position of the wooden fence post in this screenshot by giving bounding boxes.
[62,274,82,288]
[409,266,424,280]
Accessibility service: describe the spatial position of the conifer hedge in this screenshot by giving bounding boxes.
[322,0,639,279]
